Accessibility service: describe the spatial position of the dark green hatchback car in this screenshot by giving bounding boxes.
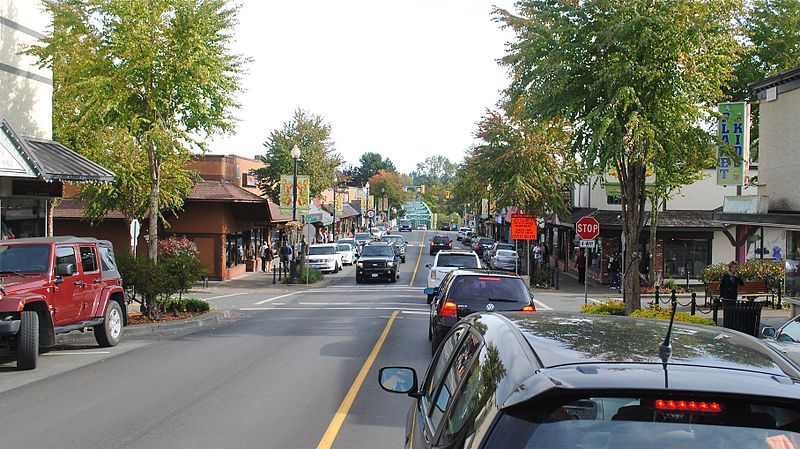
[379,312,800,449]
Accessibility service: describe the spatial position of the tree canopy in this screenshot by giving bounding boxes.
[346,152,396,187]
[367,170,411,212]
[411,155,457,187]
[256,109,342,202]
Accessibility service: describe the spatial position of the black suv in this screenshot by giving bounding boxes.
[440,222,451,231]
[379,312,800,449]
[425,269,535,353]
[472,237,495,257]
[356,242,399,283]
[429,234,453,255]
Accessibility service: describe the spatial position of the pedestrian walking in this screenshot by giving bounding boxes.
[608,254,620,290]
[575,250,586,285]
[263,241,274,273]
[280,241,292,274]
[259,241,268,272]
[719,261,744,300]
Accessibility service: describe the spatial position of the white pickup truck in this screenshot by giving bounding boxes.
[425,250,481,301]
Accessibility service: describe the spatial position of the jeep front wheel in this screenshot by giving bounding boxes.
[17,310,39,370]
[94,301,123,347]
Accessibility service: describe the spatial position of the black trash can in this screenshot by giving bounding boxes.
[720,299,763,337]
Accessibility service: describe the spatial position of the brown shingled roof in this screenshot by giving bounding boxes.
[268,200,292,223]
[187,181,265,203]
[54,198,126,220]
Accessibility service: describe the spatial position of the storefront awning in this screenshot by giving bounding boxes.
[714,211,800,229]
[551,208,724,231]
[1,119,114,183]
[187,181,270,223]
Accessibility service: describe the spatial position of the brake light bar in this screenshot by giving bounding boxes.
[441,301,458,318]
[478,277,501,281]
[655,399,722,413]
[522,305,535,312]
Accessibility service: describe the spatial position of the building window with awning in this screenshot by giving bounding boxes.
[663,238,710,279]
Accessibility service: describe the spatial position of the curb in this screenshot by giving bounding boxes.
[56,310,241,344]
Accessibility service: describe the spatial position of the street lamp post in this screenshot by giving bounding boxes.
[364,182,371,228]
[486,185,493,239]
[290,145,301,284]
[331,176,337,242]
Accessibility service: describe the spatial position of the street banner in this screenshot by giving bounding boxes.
[481,198,489,218]
[603,164,655,196]
[716,102,750,186]
[279,175,310,215]
[368,195,375,209]
[334,193,344,214]
[511,214,537,240]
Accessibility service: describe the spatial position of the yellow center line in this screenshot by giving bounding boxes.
[409,231,425,287]
[315,310,399,449]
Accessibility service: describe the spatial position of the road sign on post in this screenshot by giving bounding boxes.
[576,216,600,240]
[510,214,538,240]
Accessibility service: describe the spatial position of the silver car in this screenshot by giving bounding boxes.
[762,314,800,365]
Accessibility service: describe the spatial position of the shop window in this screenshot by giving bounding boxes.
[589,239,602,269]
[607,195,622,205]
[226,232,245,268]
[663,239,709,279]
[786,231,800,299]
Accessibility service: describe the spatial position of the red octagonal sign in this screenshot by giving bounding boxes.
[576,216,600,240]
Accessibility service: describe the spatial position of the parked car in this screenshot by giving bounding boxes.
[472,237,495,258]
[356,242,399,283]
[307,243,342,273]
[425,251,481,300]
[425,269,535,353]
[336,242,357,266]
[762,314,800,364]
[489,249,520,272]
[380,311,800,449]
[0,237,127,370]
[429,234,453,255]
[380,235,407,263]
[399,220,412,232]
[485,242,515,263]
[457,227,471,241]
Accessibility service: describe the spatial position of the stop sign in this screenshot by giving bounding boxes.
[576,216,600,240]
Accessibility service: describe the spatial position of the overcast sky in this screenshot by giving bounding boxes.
[205,1,517,174]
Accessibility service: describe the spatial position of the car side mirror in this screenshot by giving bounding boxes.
[762,327,777,338]
[56,263,75,277]
[378,366,420,397]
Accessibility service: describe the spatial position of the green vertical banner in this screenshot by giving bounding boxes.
[717,102,750,186]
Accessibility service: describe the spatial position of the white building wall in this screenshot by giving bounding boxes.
[712,231,735,265]
[758,86,800,211]
[0,0,52,139]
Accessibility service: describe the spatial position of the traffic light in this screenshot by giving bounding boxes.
[445,190,451,199]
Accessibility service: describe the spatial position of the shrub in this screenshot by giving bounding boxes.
[630,308,715,326]
[160,297,210,314]
[663,278,677,291]
[530,268,550,288]
[580,300,625,315]
[283,266,323,284]
[700,259,783,289]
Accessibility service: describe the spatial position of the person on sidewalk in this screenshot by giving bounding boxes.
[608,254,620,290]
[263,241,274,273]
[719,261,744,300]
[259,241,269,272]
[575,250,586,285]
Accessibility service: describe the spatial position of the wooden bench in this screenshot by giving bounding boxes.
[704,280,780,307]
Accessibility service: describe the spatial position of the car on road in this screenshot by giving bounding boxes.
[0,237,127,370]
[485,241,515,263]
[356,242,399,283]
[354,232,372,251]
[416,224,427,231]
[472,237,495,258]
[425,269,535,353]
[429,234,453,255]
[379,311,800,449]
[370,227,384,240]
[440,222,451,231]
[380,235,407,263]
[307,244,343,273]
[399,220,412,232]
[457,227,471,241]
[462,231,476,245]
[336,242,357,266]
[489,249,520,272]
[762,314,800,364]
[425,251,481,300]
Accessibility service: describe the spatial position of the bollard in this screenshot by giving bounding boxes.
[712,298,719,325]
[671,289,678,312]
[654,286,660,307]
[691,292,697,315]
[273,265,277,284]
[555,269,560,290]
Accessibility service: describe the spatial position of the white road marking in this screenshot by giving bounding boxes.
[42,351,111,356]
[253,292,300,305]
[241,307,424,312]
[297,302,427,308]
[204,291,253,301]
[401,310,428,315]
[532,298,554,310]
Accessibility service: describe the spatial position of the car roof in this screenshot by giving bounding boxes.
[436,250,477,257]
[461,312,800,408]
[3,236,111,245]
[367,241,391,246]
[311,243,337,248]
[447,268,521,279]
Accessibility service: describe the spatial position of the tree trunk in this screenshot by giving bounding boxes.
[620,161,647,315]
[146,139,160,319]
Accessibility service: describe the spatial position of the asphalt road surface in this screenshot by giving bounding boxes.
[0,230,573,449]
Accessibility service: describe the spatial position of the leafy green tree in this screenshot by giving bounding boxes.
[30,0,245,261]
[256,109,343,202]
[497,0,741,313]
[368,170,410,214]
[411,155,457,187]
[350,152,396,187]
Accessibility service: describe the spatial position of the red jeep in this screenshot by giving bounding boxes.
[0,237,126,369]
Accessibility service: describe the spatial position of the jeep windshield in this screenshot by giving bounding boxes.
[486,395,800,449]
[0,244,51,274]
[361,246,395,258]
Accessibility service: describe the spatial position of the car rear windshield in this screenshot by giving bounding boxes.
[0,244,51,273]
[337,244,352,252]
[355,233,370,240]
[447,275,528,302]
[361,246,395,257]
[485,395,800,449]
[309,246,335,255]
[478,238,495,245]
[382,237,403,244]
[496,250,517,257]
[436,254,480,268]
[433,236,450,243]
[497,243,514,251]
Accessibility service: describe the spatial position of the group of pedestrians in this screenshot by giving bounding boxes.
[258,240,293,274]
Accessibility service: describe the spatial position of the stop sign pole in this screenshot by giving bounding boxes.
[576,216,600,305]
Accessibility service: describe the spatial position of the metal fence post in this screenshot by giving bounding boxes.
[654,285,660,308]
[273,265,277,284]
[712,298,719,325]
[691,292,696,316]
